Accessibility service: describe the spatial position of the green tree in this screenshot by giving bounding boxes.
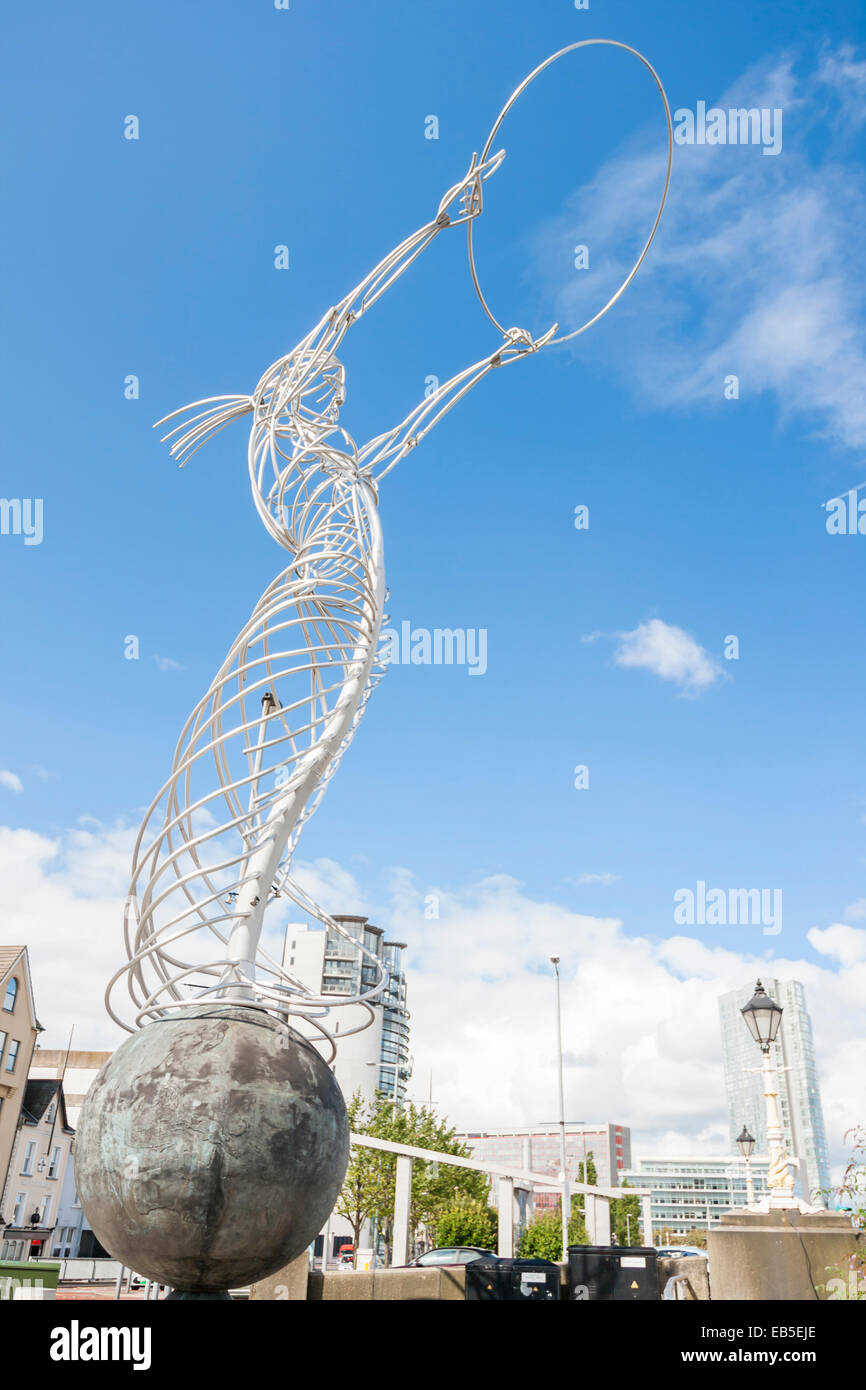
[333,1093,393,1265]
[518,1210,563,1261]
[335,1092,493,1264]
[818,1125,866,1298]
[679,1227,708,1250]
[610,1180,642,1246]
[434,1195,498,1250]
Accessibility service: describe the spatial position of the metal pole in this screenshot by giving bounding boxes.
[321,1212,331,1274]
[113,1264,125,1301]
[745,1156,755,1209]
[550,957,569,1261]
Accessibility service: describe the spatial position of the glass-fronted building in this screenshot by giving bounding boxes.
[285,915,412,1105]
[621,1155,771,1237]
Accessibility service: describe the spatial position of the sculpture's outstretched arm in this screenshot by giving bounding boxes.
[310,147,507,348]
[358,324,558,483]
[155,150,507,467]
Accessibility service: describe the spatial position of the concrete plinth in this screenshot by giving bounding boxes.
[707,1209,863,1301]
[307,1267,466,1301]
[250,1252,310,1301]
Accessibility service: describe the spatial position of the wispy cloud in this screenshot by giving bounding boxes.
[531,46,866,451]
[0,770,23,793]
[154,655,184,672]
[613,618,723,696]
[574,871,620,886]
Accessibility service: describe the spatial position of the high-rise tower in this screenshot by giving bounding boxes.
[718,979,830,1203]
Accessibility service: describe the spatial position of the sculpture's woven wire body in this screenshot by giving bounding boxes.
[107,41,672,1048]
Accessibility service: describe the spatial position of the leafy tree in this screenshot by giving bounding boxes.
[434,1195,498,1250]
[818,1125,866,1298]
[518,1210,563,1261]
[577,1151,598,1188]
[335,1092,492,1264]
[333,1093,393,1264]
[679,1227,708,1250]
[610,1180,642,1246]
[518,1193,591,1261]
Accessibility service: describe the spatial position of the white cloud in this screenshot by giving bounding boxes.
[818,42,866,128]
[390,877,865,1178]
[3,819,862,1182]
[807,922,866,968]
[613,618,722,695]
[844,898,866,921]
[0,770,23,793]
[154,655,184,672]
[531,47,866,451]
[574,872,620,886]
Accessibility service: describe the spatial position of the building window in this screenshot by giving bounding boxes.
[5,1039,20,1072]
[21,1141,36,1177]
[2,977,17,1012]
[40,1195,51,1226]
[12,1192,26,1226]
[0,1031,6,1066]
[48,1145,61,1179]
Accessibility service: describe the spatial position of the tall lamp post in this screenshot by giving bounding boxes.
[739,980,796,1209]
[550,957,570,1262]
[736,1125,756,1209]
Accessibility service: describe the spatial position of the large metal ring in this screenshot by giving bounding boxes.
[467,39,673,345]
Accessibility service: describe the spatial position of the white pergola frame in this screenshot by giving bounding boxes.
[348,1133,654,1263]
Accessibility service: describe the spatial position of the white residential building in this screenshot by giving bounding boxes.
[284,915,411,1107]
[0,1080,74,1261]
[28,1049,113,1257]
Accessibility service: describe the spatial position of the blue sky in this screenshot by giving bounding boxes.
[1,1,865,1168]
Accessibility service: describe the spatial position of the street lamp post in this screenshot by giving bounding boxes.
[740,980,796,1209]
[736,1126,756,1209]
[550,957,570,1262]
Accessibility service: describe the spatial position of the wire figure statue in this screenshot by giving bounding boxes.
[107,40,672,1053]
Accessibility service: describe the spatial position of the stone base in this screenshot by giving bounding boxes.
[308,1267,467,1301]
[249,1252,310,1301]
[166,1289,233,1301]
[707,1209,864,1301]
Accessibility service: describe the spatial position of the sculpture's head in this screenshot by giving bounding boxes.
[253,348,346,449]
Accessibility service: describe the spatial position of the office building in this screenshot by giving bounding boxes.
[718,979,830,1203]
[621,1155,771,1237]
[284,915,411,1106]
[455,1122,631,1211]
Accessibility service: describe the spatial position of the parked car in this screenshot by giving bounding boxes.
[406,1247,498,1268]
[336,1252,355,1270]
[656,1245,706,1260]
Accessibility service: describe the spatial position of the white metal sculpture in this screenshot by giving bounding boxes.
[107,41,672,1053]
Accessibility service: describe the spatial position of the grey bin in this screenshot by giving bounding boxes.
[567,1245,659,1301]
[464,1257,560,1302]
